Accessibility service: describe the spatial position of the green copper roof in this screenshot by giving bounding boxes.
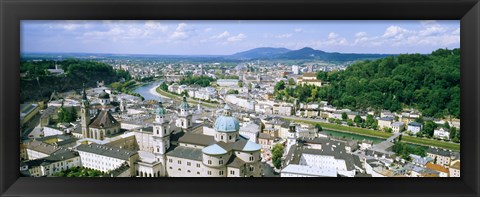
[155,101,167,115]
[178,96,190,110]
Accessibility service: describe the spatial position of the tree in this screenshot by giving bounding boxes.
[347,119,354,126]
[314,123,323,132]
[226,89,239,94]
[288,78,296,85]
[443,121,450,129]
[274,80,286,93]
[181,90,189,97]
[354,115,362,126]
[271,144,285,169]
[160,83,168,91]
[423,121,437,138]
[238,80,243,87]
[341,112,348,120]
[335,119,342,125]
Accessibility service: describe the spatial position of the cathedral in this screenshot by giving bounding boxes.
[79,85,263,177]
[80,85,121,140]
[134,97,263,177]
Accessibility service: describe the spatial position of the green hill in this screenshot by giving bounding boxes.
[20,59,129,103]
[317,48,460,118]
[275,48,460,118]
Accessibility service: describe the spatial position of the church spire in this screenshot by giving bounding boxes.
[81,83,89,106]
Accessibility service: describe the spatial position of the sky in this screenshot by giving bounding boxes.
[21,20,460,55]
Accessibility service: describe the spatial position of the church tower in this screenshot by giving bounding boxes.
[80,84,90,138]
[152,101,171,155]
[119,98,127,112]
[177,96,192,130]
[286,122,297,149]
[152,101,171,176]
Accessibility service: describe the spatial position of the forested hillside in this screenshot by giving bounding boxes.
[20,59,129,103]
[275,48,460,118]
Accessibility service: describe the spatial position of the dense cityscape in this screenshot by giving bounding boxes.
[19,20,460,177]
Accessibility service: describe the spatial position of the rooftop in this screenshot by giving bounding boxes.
[166,145,203,161]
[281,164,337,177]
[76,144,137,160]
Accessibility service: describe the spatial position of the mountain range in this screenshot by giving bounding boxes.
[229,47,394,61]
[22,47,395,63]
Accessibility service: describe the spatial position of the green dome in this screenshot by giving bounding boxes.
[155,101,166,115]
[178,96,190,110]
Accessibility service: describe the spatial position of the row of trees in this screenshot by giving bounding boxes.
[179,75,215,87]
[392,141,427,161]
[53,167,105,177]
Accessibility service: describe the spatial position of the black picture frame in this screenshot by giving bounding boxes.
[1,0,479,196]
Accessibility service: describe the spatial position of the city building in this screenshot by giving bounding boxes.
[391,122,405,133]
[407,122,422,134]
[80,85,121,140]
[433,127,450,140]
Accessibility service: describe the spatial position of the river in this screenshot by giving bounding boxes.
[321,129,385,143]
[132,81,165,101]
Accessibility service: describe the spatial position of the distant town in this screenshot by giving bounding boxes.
[19,47,460,177]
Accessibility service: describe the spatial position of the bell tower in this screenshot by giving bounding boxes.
[80,83,90,138]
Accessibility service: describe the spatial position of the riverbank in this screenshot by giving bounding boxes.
[283,117,460,151]
[148,85,170,100]
[155,87,219,108]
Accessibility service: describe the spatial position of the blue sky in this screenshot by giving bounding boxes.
[21,20,460,55]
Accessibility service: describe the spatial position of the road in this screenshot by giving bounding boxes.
[262,162,280,177]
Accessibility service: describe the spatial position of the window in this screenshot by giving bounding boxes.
[250,166,254,171]
[219,171,224,175]
[229,135,232,140]
[178,168,181,171]
[221,136,224,140]
[219,160,223,165]
[249,156,254,161]
[208,171,212,175]
[169,167,172,169]
[230,170,235,175]
[196,164,200,168]
[208,160,212,165]
[169,159,173,163]
[187,162,191,166]
[187,170,191,173]
[178,160,181,164]
[197,172,200,175]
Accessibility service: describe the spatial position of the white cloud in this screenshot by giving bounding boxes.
[419,25,446,36]
[144,21,168,32]
[276,33,292,38]
[227,33,246,42]
[211,31,230,39]
[383,26,408,38]
[169,23,193,40]
[294,28,303,32]
[328,32,339,39]
[83,27,124,37]
[355,32,367,38]
[204,28,213,32]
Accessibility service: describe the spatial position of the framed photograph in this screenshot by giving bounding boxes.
[1,0,479,196]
